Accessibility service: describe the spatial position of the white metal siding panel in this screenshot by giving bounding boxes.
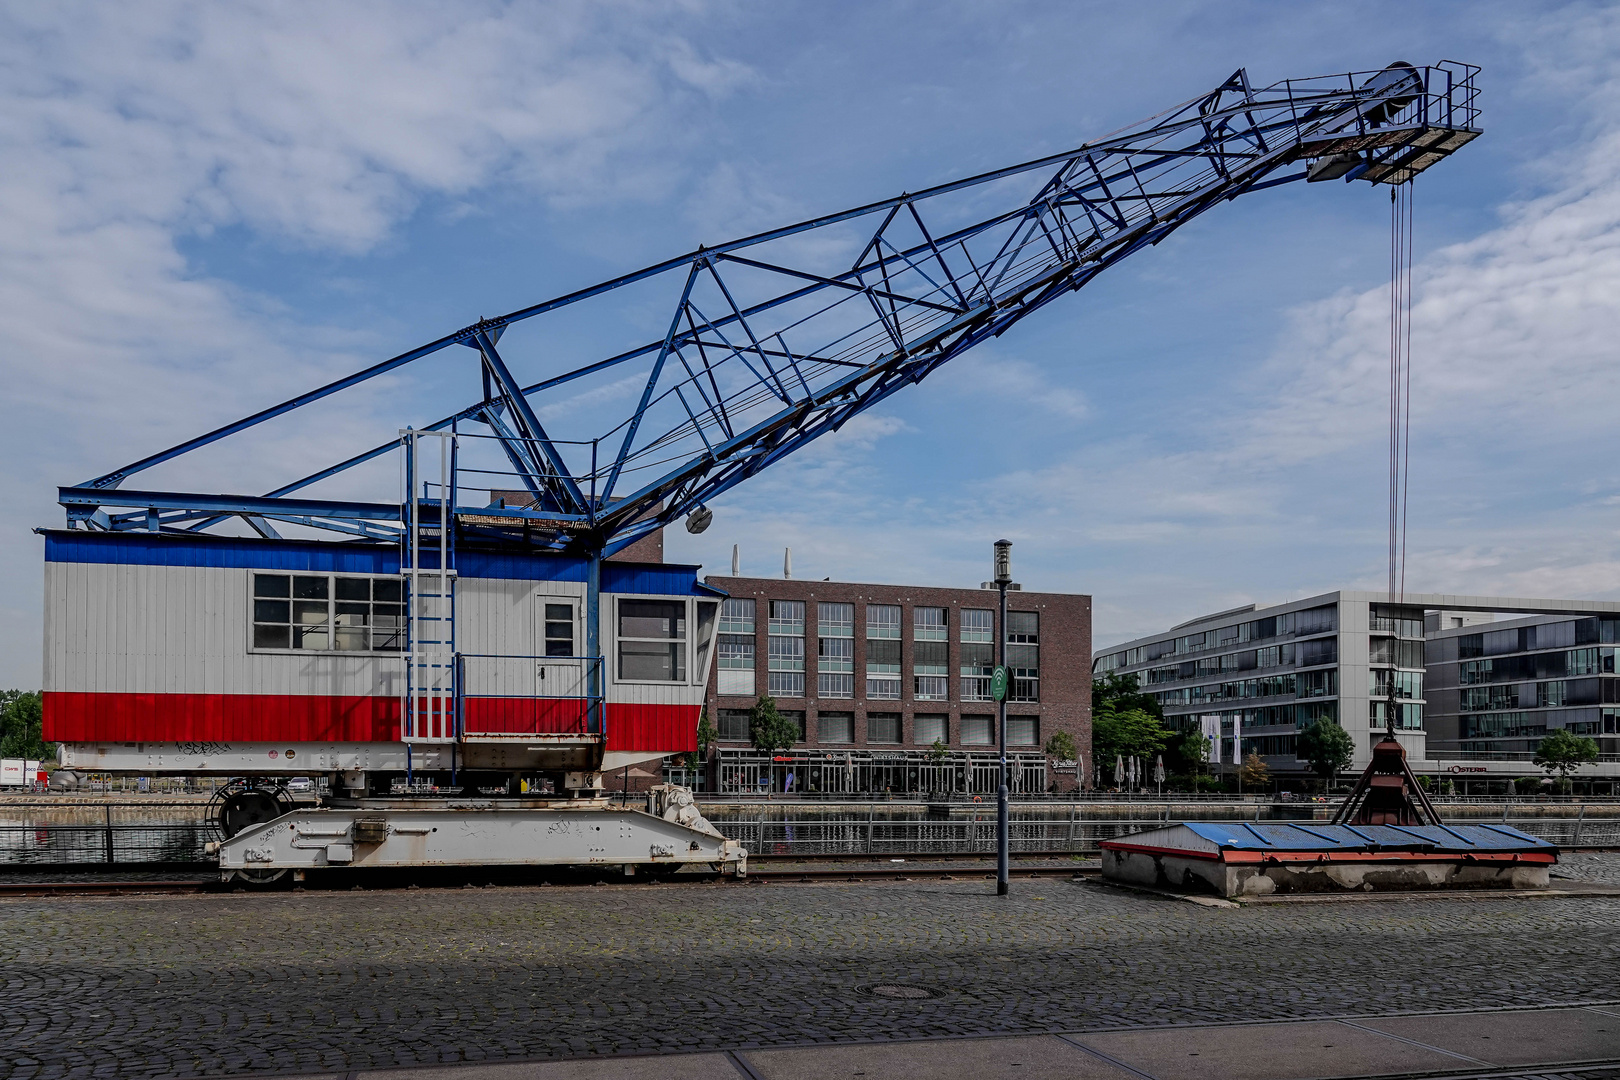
[51,563,400,697]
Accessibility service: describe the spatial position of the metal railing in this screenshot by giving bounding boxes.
[456,653,605,739]
[0,801,219,866]
[4,801,1619,868]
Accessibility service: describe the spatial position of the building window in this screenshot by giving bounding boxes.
[961,715,994,745]
[717,708,751,742]
[914,607,947,640]
[866,604,902,700]
[818,711,854,743]
[819,602,854,635]
[1298,669,1336,698]
[252,573,404,652]
[618,599,687,681]
[1370,669,1421,700]
[1006,611,1039,702]
[913,606,948,701]
[717,598,756,696]
[961,608,994,701]
[542,603,575,657]
[818,602,854,698]
[868,713,902,744]
[819,671,854,698]
[768,600,805,698]
[1369,701,1423,730]
[867,604,901,638]
[720,598,755,634]
[914,714,947,745]
[1008,717,1038,746]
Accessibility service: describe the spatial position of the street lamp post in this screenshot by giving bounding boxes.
[993,539,1012,897]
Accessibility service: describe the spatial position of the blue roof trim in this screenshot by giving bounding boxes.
[601,562,715,597]
[44,532,710,594]
[45,532,400,574]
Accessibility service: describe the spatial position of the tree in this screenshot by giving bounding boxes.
[1043,729,1078,763]
[1240,751,1270,791]
[1175,728,1211,778]
[1092,672,1164,722]
[1091,706,1168,764]
[748,694,798,754]
[687,707,719,769]
[1534,729,1598,779]
[926,738,949,764]
[1297,719,1354,790]
[0,691,49,760]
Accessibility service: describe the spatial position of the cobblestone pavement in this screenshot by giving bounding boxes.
[5,861,1620,1080]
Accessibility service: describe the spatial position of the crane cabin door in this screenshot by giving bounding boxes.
[536,599,585,708]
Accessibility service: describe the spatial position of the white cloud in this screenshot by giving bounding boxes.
[0,1,753,684]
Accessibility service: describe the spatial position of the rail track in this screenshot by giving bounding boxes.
[0,860,1095,897]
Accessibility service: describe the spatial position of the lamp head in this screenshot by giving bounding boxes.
[993,539,1012,584]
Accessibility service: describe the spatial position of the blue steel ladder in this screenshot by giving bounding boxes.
[400,429,458,745]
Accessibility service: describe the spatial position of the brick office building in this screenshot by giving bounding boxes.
[693,574,1092,795]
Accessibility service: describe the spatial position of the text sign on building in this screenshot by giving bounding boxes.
[990,666,1009,702]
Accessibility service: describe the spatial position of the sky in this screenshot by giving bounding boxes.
[2,0,1618,686]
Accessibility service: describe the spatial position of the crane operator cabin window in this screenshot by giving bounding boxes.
[619,599,687,681]
[252,573,404,652]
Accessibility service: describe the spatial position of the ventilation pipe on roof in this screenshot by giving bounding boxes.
[732,544,739,576]
[784,547,792,580]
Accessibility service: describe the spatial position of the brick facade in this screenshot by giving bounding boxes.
[701,574,1091,790]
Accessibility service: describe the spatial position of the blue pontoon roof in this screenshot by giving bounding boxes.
[1172,822,1555,854]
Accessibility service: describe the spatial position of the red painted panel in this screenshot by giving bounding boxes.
[461,698,589,736]
[44,691,400,743]
[45,692,699,754]
[606,702,698,753]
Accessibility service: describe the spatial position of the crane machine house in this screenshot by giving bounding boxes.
[44,528,742,882]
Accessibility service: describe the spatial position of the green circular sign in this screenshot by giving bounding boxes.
[990,666,1009,702]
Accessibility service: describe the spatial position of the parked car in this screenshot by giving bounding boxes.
[285,776,315,795]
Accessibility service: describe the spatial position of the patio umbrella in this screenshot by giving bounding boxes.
[1114,754,1124,787]
[1153,756,1166,784]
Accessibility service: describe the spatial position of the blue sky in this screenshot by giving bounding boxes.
[3,1,1618,685]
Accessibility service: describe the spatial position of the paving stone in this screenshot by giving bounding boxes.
[3,871,1620,1079]
[1358,1007,1620,1066]
[1076,1021,1463,1080]
[744,1035,1127,1079]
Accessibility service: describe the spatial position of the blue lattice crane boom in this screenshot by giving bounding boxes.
[59,61,1480,554]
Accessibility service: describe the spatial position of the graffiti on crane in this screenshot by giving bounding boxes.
[174,742,232,756]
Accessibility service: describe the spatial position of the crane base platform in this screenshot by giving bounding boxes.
[209,790,746,883]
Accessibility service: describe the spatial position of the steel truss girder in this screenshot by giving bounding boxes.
[63,61,1481,552]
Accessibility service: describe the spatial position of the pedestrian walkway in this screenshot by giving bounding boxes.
[353,1005,1620,1080]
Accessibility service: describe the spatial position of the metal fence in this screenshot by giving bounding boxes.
[722,811,1620,857]
[5,801,1620,867]
[0,801,219,866]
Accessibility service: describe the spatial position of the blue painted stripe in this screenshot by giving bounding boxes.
[44,532,712,593]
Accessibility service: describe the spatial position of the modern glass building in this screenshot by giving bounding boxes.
[1096,592,1620,783]
[1425,613,1620,758]
[1093,591,1427,775]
